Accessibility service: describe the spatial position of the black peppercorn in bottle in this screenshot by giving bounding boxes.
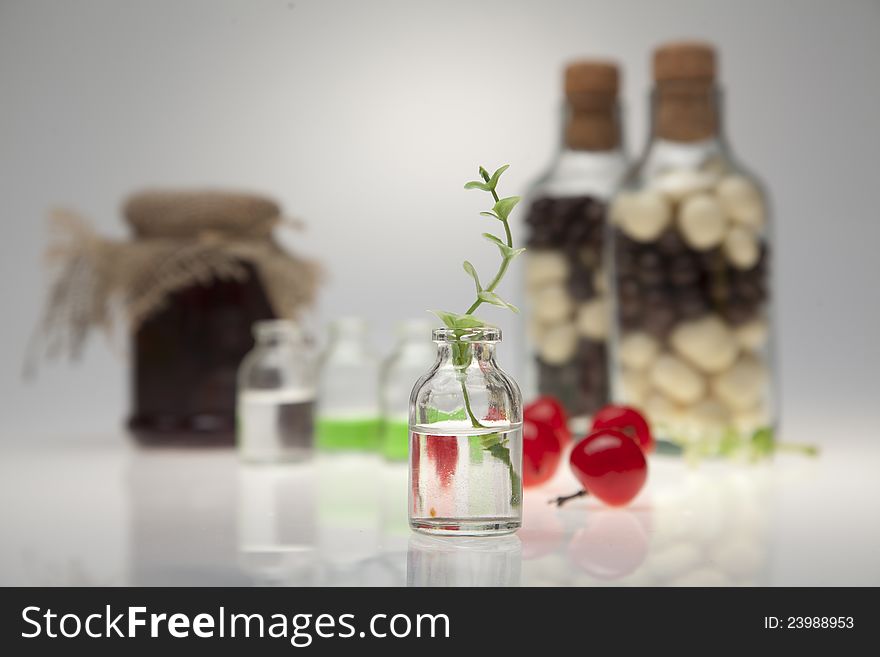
[606,42,776,458]
[521,60,628,431]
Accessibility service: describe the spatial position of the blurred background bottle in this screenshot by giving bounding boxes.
[607,42,775,457]
[236,320,316,463]
[521,60,628,433]
[379,319,435,461]
[316,317,381,451]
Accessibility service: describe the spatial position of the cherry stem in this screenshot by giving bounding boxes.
[549,489,588,507]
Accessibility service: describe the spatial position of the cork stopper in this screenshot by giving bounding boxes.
[653,41,716,83]
[563,60,620,151]
[565,60,619,98]
[652,41,719,142]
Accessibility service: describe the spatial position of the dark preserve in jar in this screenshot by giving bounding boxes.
[128,264,275,445]
[522,60,628,430]
[123,191,318,446]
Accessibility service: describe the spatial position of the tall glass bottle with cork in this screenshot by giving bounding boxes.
[607,42,775,459]
[316,317,381,451]
[522,61,628,433]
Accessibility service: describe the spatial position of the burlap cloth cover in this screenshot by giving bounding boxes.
[35,190,321,360]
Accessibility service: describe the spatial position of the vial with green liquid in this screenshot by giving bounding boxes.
[379,319,435,461]
[316,317,381,451]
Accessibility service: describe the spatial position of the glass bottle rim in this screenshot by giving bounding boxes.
[253,319,302,340]
[432,326,501,343]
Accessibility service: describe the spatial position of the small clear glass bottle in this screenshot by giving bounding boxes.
[236,320,316,462]
[316,317,381,451]
[409,327,522,536]
[522,60,628,432]
[607,42,775,458]
[380,319,435,461]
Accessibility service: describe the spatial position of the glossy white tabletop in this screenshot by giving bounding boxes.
[1,437,878,586]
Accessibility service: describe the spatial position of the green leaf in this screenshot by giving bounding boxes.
[751,427,775,459]
[478,166,490,182]
[462,261,482,292]
[464,180,492,191]
[719,427,742,457]
[492,196,521,221]
[482,232,505,248]
[486,164,510,190]
[478,290,519,313]
[482,233,525,259]
[429,310,488,330]
[452,341,472,369]
[480,432,502,449]
[479,211,500,219]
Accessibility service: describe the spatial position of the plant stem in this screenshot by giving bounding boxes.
[463,182,514,317]
[776,442,820,456]
[455,166,522,506]
[459,376,483,429]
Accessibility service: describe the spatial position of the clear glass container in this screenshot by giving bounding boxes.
[522,61,628,432]
[316,317,381,451]
[236,320,316,462]
[408,327,522,536]
[380,318,435,461]
[606,43,775,458]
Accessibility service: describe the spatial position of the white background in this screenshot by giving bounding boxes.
[1,0,879,442]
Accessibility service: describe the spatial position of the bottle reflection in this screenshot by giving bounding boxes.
[567,510,650,580]
[515,462,772,586]
[128,450,244,585]
[643,466,771,586]
[406,534,522,587]
[316,453,382,585]
[379,462,410,547]
[236,462,319,585]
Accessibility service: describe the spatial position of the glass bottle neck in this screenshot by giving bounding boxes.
[533,103,627,199]
[640,83,729,171]
[561,94,622,152]
[435,341,497,368]
[647,82,726,146]
[253,320,303,349]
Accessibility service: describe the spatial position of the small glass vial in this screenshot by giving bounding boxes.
[409,327,523,536]
[316,317,381,451]
[607,42,775,458]
[380,319,435,461]
[236,320,316,462]
[521,60,628,432]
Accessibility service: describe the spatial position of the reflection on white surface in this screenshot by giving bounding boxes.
[407,535,521,587]
[0,445,129,586]
[237,463,319,586]
[129,449,245,585]
[0,440,878,586]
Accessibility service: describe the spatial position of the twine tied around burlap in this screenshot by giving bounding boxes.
[29,190,321,369]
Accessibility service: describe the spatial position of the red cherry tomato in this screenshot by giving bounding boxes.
[522,418,562,488]
[524,396,571,447]
[569,428,647,506]
[591,404,654,453]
